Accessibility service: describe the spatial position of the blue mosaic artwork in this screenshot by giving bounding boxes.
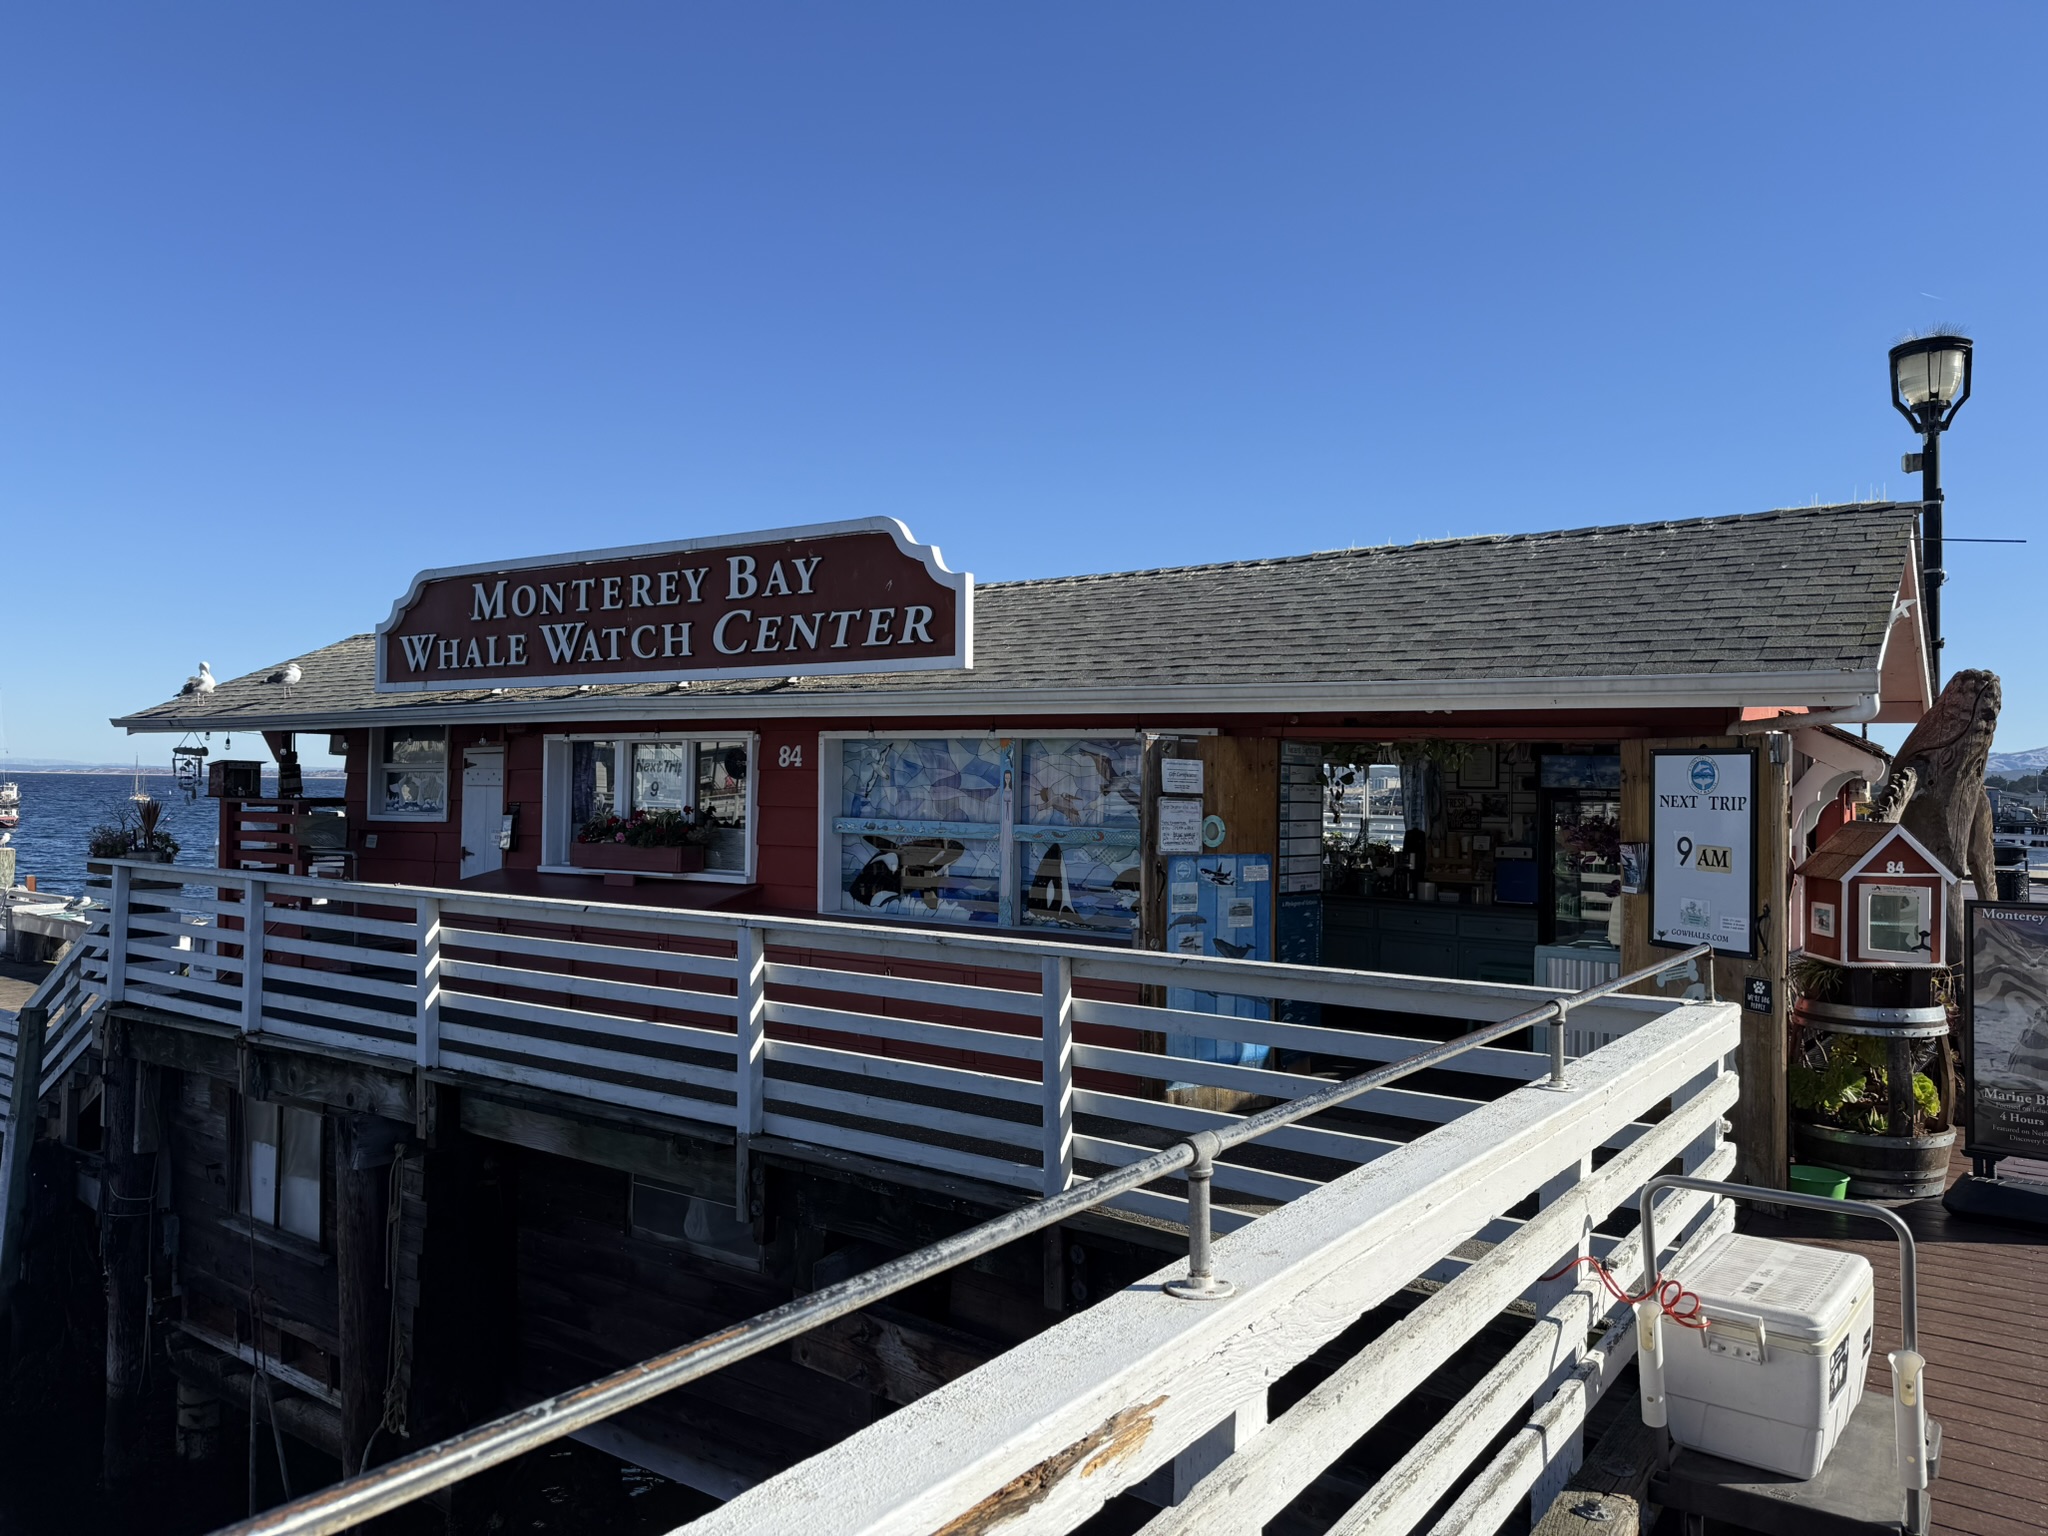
[1020,739,1141,828]
[841,738,1006,824]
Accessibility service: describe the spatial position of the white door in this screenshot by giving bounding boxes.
[460,747,505,880]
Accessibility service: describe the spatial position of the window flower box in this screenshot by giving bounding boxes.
[569,840,705,876]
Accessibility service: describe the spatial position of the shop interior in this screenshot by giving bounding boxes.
[1313,742,1625,987]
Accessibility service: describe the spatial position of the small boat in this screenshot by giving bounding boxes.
[130,760,150,804]
[0,780,17,829]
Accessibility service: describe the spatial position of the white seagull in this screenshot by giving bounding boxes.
[180,662,217,697]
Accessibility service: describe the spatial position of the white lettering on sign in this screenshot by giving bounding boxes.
[376,520,972,691]
[777,744,803,768]
[1886,860,1906,874]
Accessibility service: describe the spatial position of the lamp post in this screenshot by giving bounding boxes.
[1889,333,1973,684]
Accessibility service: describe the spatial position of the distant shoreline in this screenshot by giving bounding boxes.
[1,766,346,777]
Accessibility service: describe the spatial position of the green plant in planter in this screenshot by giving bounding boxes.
[577,808,711,848]
[86,801,180,860]
[1788,1035,1941,1135]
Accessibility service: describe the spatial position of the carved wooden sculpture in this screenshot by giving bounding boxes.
[1869,667,2001,961]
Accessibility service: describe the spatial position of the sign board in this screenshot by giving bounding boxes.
[1964,902,2048,1162]
[1160,757,1205,795]
[375,518,971,691]
[1650,749,1757,958]
[1743,976,1773,1014]
[1157,797,1205,855]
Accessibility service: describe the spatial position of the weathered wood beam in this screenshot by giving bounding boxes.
[1530,1408,1657,1536]
[459,1091,734,1200]
[165,1335,344,1461]
[791,1306,995,1406]
[122,1010,415,1122]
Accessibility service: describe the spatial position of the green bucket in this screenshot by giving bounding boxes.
[1789,1164,1851,1199]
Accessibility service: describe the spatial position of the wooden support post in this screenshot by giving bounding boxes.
[336,1114,396,1476]
[100,1030,151,1483]
[733,924,766,1216]
[241,876,266,1035]
[0,1002,49,1309]
[1620,735,1789,1188]
[1531,1404,1657,1536]
[1040,956,1074,1198]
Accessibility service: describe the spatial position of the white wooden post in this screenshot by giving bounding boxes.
[105,863,132,1004]
[1677,1060,1723,1173]
[1040,956,1074,1198]
[241,877,267,1036]
[733,924,766,1215]
[415,897,442,1070]
[1527,1147,1595,1522]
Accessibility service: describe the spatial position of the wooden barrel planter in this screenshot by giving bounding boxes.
[1791,996,1956,1199]
[1793,1122,1956,1200]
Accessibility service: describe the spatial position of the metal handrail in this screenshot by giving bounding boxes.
[207,943,1716,1536]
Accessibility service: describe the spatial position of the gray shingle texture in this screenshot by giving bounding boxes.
[114,502,1917,729]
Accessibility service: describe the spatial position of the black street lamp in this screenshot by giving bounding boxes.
[1889,332,1973,684]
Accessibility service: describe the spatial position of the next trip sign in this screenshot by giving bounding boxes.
[374,519,972,692]
[1650,748,1758,958]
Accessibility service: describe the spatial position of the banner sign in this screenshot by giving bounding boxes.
[1965,902,2048,1162]
[1650,749,1757,958]
[375,519,971,692]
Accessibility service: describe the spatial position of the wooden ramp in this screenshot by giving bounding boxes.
[1739,1151,2048,1536]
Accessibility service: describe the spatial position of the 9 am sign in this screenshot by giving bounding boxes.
[1650,749,1758,958]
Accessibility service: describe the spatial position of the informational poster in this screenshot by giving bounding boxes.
[1650,749,1757,958]
[1160,757,1205,795]
[1965,903,2048,1161]
[1166,854,1274,1072]
[1157,796,1204,854]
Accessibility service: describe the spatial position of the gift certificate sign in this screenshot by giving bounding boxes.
[1650,750,1757,958]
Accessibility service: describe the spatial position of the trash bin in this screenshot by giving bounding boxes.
[1994,847,2031,902]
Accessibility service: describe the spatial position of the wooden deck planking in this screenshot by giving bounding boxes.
[1740,1152,2048,1536]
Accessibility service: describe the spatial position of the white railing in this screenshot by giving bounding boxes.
[2,926,105,1295]
[689,996,1739,1536]
[83,860,1693,1229]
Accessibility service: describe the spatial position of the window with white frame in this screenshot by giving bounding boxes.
[825,735,1141,936]
[240,1097,322,1243]
[372,727,449,819]
[1862,884,1932,960]
[543,735,754,876]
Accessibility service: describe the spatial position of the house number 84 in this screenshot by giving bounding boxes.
[778,745,803,768]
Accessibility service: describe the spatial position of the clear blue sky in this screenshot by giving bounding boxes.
[4,4,2043,766]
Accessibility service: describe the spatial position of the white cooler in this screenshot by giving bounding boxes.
[1661,1232,1876,1479]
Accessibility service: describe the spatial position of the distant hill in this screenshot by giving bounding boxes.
[1988,748,2048,777]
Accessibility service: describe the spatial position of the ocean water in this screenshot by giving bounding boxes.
[0,772,341,898]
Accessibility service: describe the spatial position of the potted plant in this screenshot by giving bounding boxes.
[569,807,709,877]
[1787,956,1958,1199]
[86,800,181,866]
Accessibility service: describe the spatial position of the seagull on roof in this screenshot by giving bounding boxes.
[180,663,217,697]
[267,661,303,697]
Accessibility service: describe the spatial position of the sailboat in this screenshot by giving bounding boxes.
[130,758,151,804]
[0,697,17,827]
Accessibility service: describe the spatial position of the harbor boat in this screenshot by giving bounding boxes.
[0,778,18,829]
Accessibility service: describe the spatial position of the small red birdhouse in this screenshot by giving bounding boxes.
[1796,821,1957,968]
